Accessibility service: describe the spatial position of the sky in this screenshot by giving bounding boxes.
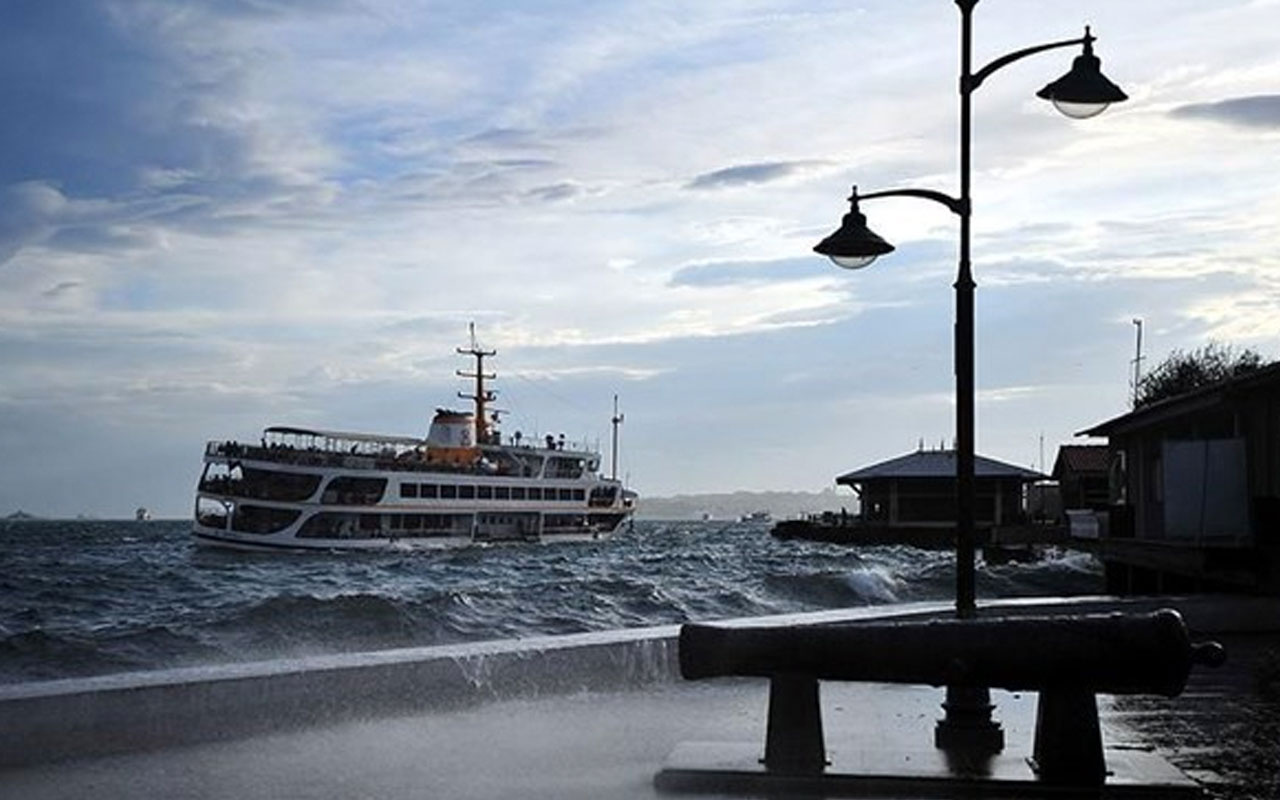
[1,0,1278,518]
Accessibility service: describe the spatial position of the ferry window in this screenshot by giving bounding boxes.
[495,486,510,500]
[400,483,418,499]
[231,505,300,534]
[439,485,457,499]
[510,487,526,500]
[458,485,476,499]
[323,476,387,505]
[558,488,573,501]
[224,467,318,502]
[404,514,422,529]
[572,489,585,501]
[299,513,346,538]
[420,483,438,498]
[477,486,493,500]
[390,515,403,530]
[527,487,542,500]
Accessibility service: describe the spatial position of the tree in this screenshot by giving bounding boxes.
[1135,342,1266,408]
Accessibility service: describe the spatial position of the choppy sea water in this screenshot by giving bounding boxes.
[0,518,1102,684]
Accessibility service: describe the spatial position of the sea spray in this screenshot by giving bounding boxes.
[843,565,905,604]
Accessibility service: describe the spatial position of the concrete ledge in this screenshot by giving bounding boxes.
[2,594,1275,769]
[0,625,683,768]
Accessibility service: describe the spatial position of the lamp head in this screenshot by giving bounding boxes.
[814,188,895,270]
[1037,27,1127,119]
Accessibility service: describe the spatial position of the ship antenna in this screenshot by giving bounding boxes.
[610,394,624,481]
[457,323,497,445]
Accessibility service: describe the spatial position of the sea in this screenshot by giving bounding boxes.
[0,518,1104,685]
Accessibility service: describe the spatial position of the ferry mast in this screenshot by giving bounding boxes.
[457,324,497,445]
[610,394,624,481]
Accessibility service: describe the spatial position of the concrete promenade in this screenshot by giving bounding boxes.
[2,595,1277,799]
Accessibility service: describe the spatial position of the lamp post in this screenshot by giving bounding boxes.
[815,0,1125,753]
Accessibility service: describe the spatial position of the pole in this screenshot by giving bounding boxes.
[935,0,1004,755]
[1131,318,1144,407]
[955,0,977,621]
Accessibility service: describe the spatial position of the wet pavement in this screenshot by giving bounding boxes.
[0,675,1225,800]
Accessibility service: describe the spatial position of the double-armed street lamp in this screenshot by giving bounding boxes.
[814,0,1125,752]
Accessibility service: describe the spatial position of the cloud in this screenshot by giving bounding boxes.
[686,160,826,190]
[668,257,833,287]
[41,281,82,299]
[1169,94,1280,129]
[0,182,66,263]
[524,182,585,203]
[463,127,554,151]
[0,180,213,266]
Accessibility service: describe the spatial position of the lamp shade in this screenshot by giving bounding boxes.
[814,206,894,270]
[1037,32,1127,120]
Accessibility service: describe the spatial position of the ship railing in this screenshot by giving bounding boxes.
[206,439,603,480]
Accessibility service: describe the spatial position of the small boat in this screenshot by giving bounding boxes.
[738,511,772,524]
[192,328,636,552]
[135,507,152,522]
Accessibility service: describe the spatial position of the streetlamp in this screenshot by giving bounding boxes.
[815,1,1125,753]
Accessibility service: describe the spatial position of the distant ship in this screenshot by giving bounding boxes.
[192,328,636,552]
[738,511,772,523]
[135,507,152,521]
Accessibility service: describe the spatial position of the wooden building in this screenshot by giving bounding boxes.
[836,447,1045,528]
[1051,444,1111,512]
[1080,361,1280,593]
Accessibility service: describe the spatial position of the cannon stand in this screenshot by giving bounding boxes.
[1030,688,1106,783]
[762,674,828,773]
[656,678,1202,798]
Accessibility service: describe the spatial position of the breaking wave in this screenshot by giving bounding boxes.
[0,519,1102,683]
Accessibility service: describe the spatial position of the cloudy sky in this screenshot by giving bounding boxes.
[2,0,1278,518]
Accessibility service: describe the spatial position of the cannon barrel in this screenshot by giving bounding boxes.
[680,609,1225,697]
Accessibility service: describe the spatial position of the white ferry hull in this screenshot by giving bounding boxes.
[192,528,481,553]
[192,446,633,553]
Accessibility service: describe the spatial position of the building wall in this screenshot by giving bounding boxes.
[1111,383,1280,545]
[859,478,1025,527]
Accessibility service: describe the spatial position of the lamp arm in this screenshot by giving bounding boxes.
[856,187,966,217]
[966,34,1090,93]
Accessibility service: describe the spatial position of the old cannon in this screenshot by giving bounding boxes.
[675,609,1225,787]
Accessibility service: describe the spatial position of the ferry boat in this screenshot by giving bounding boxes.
[192,332,636,552]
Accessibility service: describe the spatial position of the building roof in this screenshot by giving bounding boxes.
[1080,360,1280,438]
[1052,444,1110,479]
[836,449,1046,486]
